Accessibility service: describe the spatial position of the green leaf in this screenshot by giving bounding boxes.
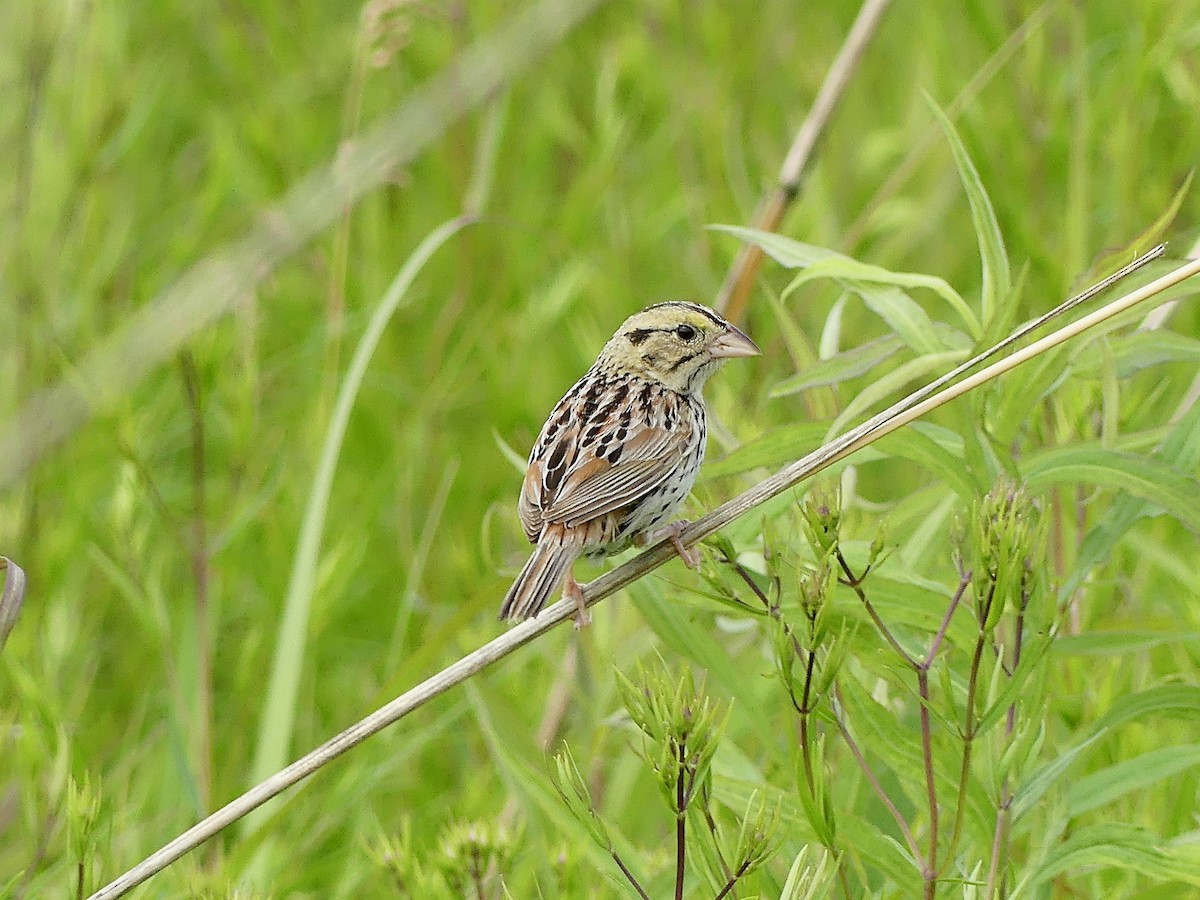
[1054,630,1200,657]
[850,284,945,355]
[1062,399,1200,600]
[1022,445,1200,532]
[831,350,967,435]
[1080,170,1193,286]
[701,421,832,479]
[1030,823,1200,887]
[710,224,980,336]
[925,95,1010,324]
[871,424,977,500]
[1091,684,1200,733]
[771,335,905,396]
[1012,730,1106,821]
[244,216,472,836]
[1067,744,1200,816]
[1072,330,1200,380]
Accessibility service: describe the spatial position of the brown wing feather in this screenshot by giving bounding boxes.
[518,373,692,542]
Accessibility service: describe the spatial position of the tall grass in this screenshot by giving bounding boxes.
[2,0,1199,896]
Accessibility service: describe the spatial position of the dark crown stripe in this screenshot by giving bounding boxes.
[644,301,727,328]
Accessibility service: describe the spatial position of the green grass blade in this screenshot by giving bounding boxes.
[925,95,1010,325]
[243,217,472,835]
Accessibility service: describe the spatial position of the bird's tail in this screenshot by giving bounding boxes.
[499,530,581,621]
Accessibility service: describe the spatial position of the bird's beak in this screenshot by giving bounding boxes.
[708,324,761,359]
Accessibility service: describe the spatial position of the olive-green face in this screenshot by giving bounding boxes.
[599,301,760,393]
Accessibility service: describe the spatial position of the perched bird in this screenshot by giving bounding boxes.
[500,301,760,625]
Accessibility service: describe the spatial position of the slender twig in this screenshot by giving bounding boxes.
[924,574,970,667]
[88,254,1200,899]
[986,570,1031,899]
[717,0,893,322]
[832,686,923,864]
[917,666,939,900]
[840,553,963,897]
[612,852,652,900]
[944,579,996,867]
[836,550,915,666]
[797,615,820,793]
[712,859,755,900]
[917,572,971,892]
[179,352,214,820]
[698,781,736,885]
[675,741,687,900]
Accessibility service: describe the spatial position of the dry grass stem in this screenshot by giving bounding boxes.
[717,0,893,322]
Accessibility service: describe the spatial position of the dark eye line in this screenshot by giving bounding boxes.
[627,324,702,346]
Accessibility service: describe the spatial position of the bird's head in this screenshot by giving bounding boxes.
[598,301,760,394]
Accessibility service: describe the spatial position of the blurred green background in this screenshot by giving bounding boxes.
[3,0,1200,896]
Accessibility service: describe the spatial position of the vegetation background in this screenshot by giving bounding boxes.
[2,0,1199,897]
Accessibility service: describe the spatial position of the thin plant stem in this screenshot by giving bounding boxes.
[986,572,1031,898]
[718,0,893,323]
[836,550,915,667]
[832,686,923,865]
[945,580,997,867]
[925,574,970,666]
[917,667,938,899]
[712,859,754,900]
[798,619,820,793]
[612,852,652,900]
[675,741,687,900]
[918,572,970,895]
[180,352,214,821]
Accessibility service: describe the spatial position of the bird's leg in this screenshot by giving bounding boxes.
[636,520,701,569]
[563,569,591,629]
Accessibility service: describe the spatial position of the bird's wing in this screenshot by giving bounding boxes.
[537,398,696,525]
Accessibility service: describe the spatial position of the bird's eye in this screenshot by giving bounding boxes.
[676,324,698,341]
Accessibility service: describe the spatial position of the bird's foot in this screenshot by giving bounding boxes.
[640,520,701,569]
[563,572,591,629]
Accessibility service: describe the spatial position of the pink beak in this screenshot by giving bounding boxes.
[708,324,761,359]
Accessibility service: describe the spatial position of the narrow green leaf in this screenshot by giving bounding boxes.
[1091,684,1200,733]
[831,350,967,436]
[710,224,980,336]
[1072,330,1200,380]
[926,96,1010,324]
[771,335,905,396]
[1054,630,1200,657]
[1012,730,1106,821]
[1022,446,1200,531]
[244,217,472,836]
[1063,399,1200,600]
[1080,170,1193,285]
[1031,823,1200,887]
[871,425,977,499]
[701,421,831,480]
[851,284,944,356]
[1067,744,1200,816]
